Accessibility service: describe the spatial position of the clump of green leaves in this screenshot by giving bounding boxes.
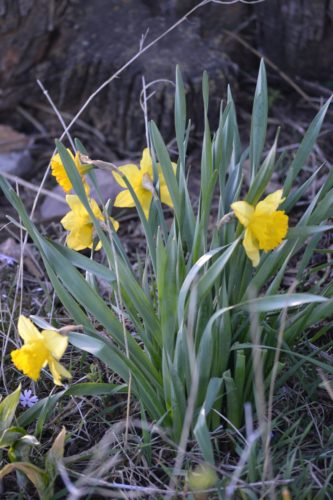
[1,61,333,467]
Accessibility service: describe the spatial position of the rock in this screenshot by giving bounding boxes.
[0,237,43,278]
[0,150,32,177]
[0,124,32,177]
[89,168,122,204]
[37,184,68,222]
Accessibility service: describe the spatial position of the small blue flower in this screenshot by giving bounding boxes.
[0,253,16,266]
[20,389,38,408]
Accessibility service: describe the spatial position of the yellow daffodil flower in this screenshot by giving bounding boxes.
[51,149,90,193]
[11,316,71,385]
[231,189,288,267]
[61,195,119,251]
[112,148,176,219]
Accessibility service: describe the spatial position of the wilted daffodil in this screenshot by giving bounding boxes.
[231,189,288,267]
[51,149,90,193]
[61,195,119,251]
[11,315,71,386]
[112,148,176,219]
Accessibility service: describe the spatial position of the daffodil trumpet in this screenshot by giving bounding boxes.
[51,148,92,193]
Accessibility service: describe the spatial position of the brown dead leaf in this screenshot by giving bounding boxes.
[0,124,30,153]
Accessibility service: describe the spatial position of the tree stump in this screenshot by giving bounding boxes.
[257,0,333,81]
[0,0,246,154]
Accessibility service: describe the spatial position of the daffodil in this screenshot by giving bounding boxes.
[231,189,288,267]
[11,316,71,385]
[51,149,90,193]
[112,148,176,219]
[61,195,119,251]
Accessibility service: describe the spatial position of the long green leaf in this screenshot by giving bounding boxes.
[249,59,268,181]
[284,96,332,194]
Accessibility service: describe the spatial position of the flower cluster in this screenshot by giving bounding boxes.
[51,148,119,251]
[15,144,288,388]
[12,147,177,386]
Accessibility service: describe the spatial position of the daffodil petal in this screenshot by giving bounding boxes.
[94,240,103,251]
[41,330,68,360]
[65,195,87,216]
[17,316,42,343]
[231,201,254,227]
[112,164,141,188]
[136,189,153,219]
[90,198,104,221]
[66,225,93,251]
[243,228,260,267]
[83,179,91,196]
[61,196,106,251]
[140,148,153,174]
[114,190,136,208]
[157,161,177,178]
[255,189,285,216]
[60,210,82,231]
[48,358,72,386]
[160,184,173,207]
[110,217,119,231]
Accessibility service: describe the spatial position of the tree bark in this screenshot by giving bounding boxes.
[1,0,330,156]
[0,0,245,153]
[257,0,333,80]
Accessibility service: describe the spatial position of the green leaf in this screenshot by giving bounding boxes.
[284,96,332,194]
[150,121,182,222]
[196,238,240,302]
[224,370,241,428]
[69,333,164,420]
[233,343,333,377]
[249,59,268,181]
[48,241,116,283]
[0,427,28,449]
[0,385,21,433]
[18,383,126,428]
[243,293,327,313]
[247,133,278,205]
[287,225,333,239]
[175,65,186,159]
[178,247,223,327]
[201,293,327,352]
[194,378,222,464]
